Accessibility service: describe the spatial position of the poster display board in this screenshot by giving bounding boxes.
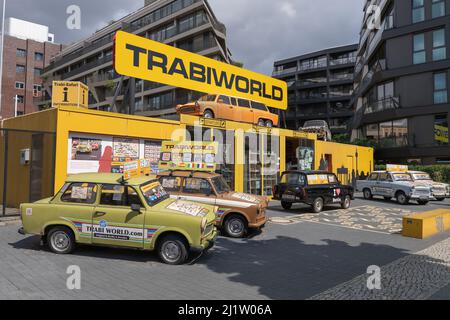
[52,81,88,108]
[158,141,218,172]
[386,164,408,172]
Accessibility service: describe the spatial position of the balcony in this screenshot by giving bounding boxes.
[329,56,356,66]
[62,55,113,80]
[296,78,328,86]
[364,96,400,115]
[272,66,298,77]
[378,136,409,148]
[329,73,354,82]
[299,61,327,72]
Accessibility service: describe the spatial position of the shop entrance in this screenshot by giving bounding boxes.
[0,128,56,216]
[285,137,315,171]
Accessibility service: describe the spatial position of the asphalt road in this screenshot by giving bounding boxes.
[0,195,449,300]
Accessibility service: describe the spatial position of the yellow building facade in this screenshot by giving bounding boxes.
[0,107,373,208]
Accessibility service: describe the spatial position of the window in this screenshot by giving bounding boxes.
[183,178,213,195]
[369,173,379,181]
[61,183,97,204]
[432,0,445,18]
[16,95,24,103]
[434,72,448,104]
[251,101,268,111]
[413,34,426,64]
[385,7,395,30]
[433,29,446,61]
[238,99,251,108]
[16,65,25,73]
[34,68,43,76]
[15,82,25,89]
[100,185,143,206]
[379,173,390,181]
[218,95,231,105]
[159,177,182,192]
[230,97,237,106]
[16,49,26,57]
[34,52,44,61]
[412,0,425,23]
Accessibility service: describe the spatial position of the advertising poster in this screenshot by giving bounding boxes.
[158,141,218,172]
[113,137,140,161]
[144,140,162,173]
[71,137,103,161]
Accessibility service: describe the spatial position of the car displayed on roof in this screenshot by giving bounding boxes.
[272,171,354,213]
[19,173,218,265]
[356,171,433,205]
[157,170,268,238]
[407,171,450,201]
[176,94,279,128]
[300,120,332,141]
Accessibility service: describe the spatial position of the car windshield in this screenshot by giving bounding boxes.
[281,173,305,185]
[392,173,413,182]
[212,176,231,194]
[140,180,169,206]
[199,95,216,102]
[412,173,432,181]
[251,102,268,111]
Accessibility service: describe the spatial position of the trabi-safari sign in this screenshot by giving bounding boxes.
[114,31,288,110]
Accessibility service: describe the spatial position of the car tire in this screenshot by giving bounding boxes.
[266,120,273,128]
[203,110,214,119]
[363,188,373,200]
[436,198,445,202]
[257,119,265,127]
[384,197,392,201]
[157,234,189,265]
[396,191,409,205]
[312,197,324,213]
[224,215,247,238]
[341,195,351,209]
[47,226,75,254]
[417,200,429,205]
[281,201,293,210]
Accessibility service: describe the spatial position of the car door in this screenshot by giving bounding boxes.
[216,95,234,120]
[177,177,217,206]
[92,184,145,249]
[378,172,394,197]
[237,98,254,123]
[58,182,98,244]
[367,172,380,196]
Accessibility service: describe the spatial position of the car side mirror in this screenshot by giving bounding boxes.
[131,204,142,212]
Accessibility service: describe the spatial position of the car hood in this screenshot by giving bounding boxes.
[413,180,449,188]
[395,181,430,189]
[156,198,216,224]
[219,192,268,207]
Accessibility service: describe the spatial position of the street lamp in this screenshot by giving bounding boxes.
[0,0,6,118]
[13,94,18,117]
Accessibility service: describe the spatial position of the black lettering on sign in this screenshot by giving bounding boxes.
[235,76,249,93]
[190,62,206,82]
[126,44,146,67]
[212,69,235,90]
[168,58,188,78]
[148,50,168,73]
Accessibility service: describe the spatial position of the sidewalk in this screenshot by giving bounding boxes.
[0,207,21,226]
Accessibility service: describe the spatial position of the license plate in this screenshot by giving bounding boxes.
[282,194,296,201]
[332,198,341,203]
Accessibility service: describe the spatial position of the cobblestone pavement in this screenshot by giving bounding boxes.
[0,198,449,300]
[269,205,413,234]
[309,237,450,300]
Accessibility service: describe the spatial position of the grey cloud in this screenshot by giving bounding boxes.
[1,0,364,74]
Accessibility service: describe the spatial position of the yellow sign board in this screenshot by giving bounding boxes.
[52,81,88,108]
[159,141,218,172]
[435,125,449,143]
[307,174,330,185]
[114,31,288,110]
[386,164,408,172]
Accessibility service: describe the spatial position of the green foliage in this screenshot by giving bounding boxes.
[332,134,351,144]
[375,164,450,183]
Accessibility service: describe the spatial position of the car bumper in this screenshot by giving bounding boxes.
[192,229,218,252]
[18,227,25,235]
[431,193,450,199]
[410,194,434,200]
[249,215,269,229]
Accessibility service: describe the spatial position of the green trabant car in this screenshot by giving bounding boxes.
[19,173,218,265]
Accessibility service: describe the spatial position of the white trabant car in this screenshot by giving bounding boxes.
[356,171,433,205]
[407,171,450,201]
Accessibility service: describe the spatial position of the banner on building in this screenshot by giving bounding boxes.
[158,141,218,172]
[435,125,449,144]
[114,31,288,110]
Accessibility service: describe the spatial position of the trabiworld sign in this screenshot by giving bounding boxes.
[114,31,288,110]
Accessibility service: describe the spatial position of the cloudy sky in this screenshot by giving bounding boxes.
[1,0,364,75]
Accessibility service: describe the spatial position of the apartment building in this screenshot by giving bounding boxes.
[273,45,358,133]
[40,0,234,119]
[352,0,450,164]
[0,18,62,119]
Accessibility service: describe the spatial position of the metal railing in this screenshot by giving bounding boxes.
[272,66,298,76]
[329,56,357,66]
[364,96,400,115]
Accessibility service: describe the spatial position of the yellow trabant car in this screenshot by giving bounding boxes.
[19,173,218,265]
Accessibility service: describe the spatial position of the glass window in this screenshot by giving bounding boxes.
[413,34,426,64]
[435,114,449,145]
[238,99,251,108]
[140,180,169,206]
[432,0,445,18]
[379,173,389,181]
[183,178,213,195]
[16,49,26,57]
[412,0,425,23]
[16,95,24,103]
[434,72,448,104]
[16,65,25,73]
[230,97,237,106]
[211,176,231,194]
[251,101,268,111]
[199,95,216,102]
[369,173,379,181]
[281,172,306,186]
[159,176,182,192]
[34,68,43,76]
[34,52,44,61]
[218,95,231,105]
[15,82,25,89]
[61,183,97,204]
[433,29,446,61]
[99,185,142,207]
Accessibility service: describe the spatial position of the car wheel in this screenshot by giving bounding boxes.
[281,201,292,210]
[257,119,265,127]
[396,191,409,205]
[384,197,392,201]
[341,195,351,209]
[203,110,214,119]
[265,120,273,128]
[312,197,324,213]
[417,200,429,205]
[157,234,189,265]
[224,215,247,238]
[436,198,445,202]
[363,188,373,200]
[47,226,75,254]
